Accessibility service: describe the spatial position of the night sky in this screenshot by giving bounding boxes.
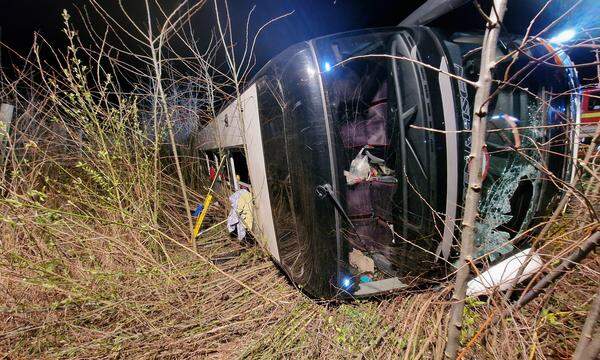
[1,0,420,70]
[0,0,598,81]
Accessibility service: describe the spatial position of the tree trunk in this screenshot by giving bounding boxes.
[574,334,600,360]
[574,289,600,359]
[444,0,508,358]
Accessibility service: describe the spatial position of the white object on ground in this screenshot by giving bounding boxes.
[227,189,253,240]
[466,248,543,296]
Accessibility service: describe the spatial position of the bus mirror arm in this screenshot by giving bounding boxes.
[316,184,362,243]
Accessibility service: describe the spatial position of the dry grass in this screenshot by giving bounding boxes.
[1,193,597,359]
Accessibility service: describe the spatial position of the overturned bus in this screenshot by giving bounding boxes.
[197,26,580,299]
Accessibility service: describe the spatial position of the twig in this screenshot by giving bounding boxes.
[451,231,599,357]
[505,123,600,299]
[514,231,599,311]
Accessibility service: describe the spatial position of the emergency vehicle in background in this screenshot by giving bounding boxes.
[581,88,600,137]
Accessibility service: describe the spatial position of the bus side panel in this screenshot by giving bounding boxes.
[239,85,281,261]
[197,97,244,149]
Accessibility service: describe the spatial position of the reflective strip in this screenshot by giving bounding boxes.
[438,58,459,260]
[581,111,600,119]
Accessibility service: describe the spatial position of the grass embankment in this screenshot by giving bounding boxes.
[1,175,597,359]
